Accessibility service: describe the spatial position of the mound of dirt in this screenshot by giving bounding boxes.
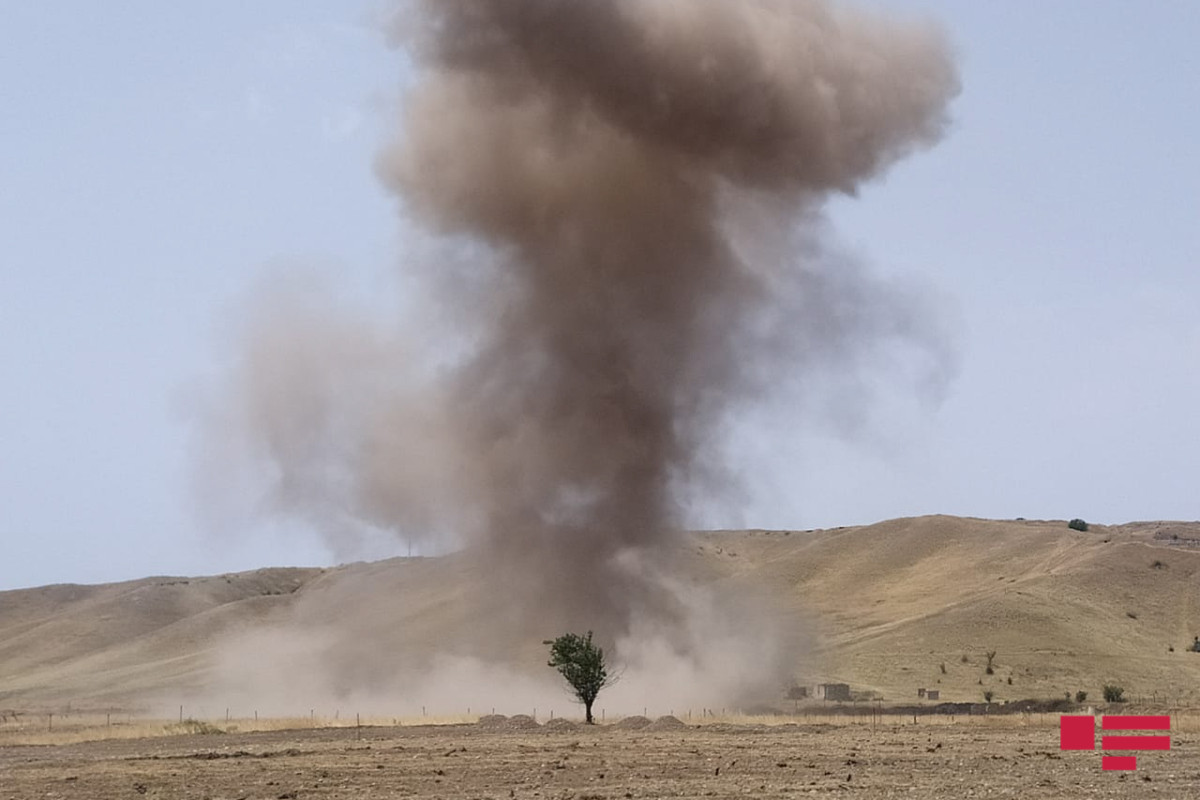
[476,715,508,730]
[613,715,651,730]
[502,714,540,731]
[541,718,579,732]
[645,715,687,731]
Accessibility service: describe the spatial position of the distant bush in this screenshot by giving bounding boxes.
[939,662,947,674]
[1068,518,1089,532]
[173,719,225,735]
[983,690,994,703]
[1102,685,1125,703]
[1075,691,1088,703]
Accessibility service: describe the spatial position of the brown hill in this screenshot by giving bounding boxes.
[3,516,1200,712]
[0,569,317,708]
[697,516,1200,704]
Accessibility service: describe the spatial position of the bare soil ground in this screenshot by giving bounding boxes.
[3,717,1197,800]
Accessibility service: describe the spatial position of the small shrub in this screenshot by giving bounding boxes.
[174,719,224,735]
[1068,518,1089,532]
[1102,685,1125,703]
[1126,611,1138,620]
[985,650,997,675]
[1152,560,1166,570]
[1007,676,1013,685]
[983,690,994,703]
[961,654,969,664]
[939,662,947,674]
[1075,691,1088,703]
[1168,645,1175,653]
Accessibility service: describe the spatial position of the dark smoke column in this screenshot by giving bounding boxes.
[378,0,958,637]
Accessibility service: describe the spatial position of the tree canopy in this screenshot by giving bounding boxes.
[544,631,616,724]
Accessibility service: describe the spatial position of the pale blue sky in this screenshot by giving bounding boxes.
[2,2,1197,590]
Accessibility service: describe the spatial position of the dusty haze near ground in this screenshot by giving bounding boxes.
[4,517,1200,718]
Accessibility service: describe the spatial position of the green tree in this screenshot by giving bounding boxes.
[1102,684,1125,703]
[544,631,616,724]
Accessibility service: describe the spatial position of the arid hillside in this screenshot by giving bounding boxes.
[698,516,1200,705]
[3,516,1199,712]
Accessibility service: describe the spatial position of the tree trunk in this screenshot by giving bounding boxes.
[585,700,594,725]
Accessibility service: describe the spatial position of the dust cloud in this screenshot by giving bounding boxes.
[198,0,958,713]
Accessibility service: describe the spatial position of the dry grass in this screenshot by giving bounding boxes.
[6,516,1200,719]
[11,706,1200,747]
[0,712,479,747]
[687,710,1062,729]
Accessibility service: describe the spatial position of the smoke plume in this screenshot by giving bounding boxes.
[201,0,958,707]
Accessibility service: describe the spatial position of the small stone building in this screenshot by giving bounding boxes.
[818,683,851,702]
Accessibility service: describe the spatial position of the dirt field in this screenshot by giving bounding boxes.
[2,716,1196,799]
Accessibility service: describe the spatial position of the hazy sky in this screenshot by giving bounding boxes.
[2,1,1198,590]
